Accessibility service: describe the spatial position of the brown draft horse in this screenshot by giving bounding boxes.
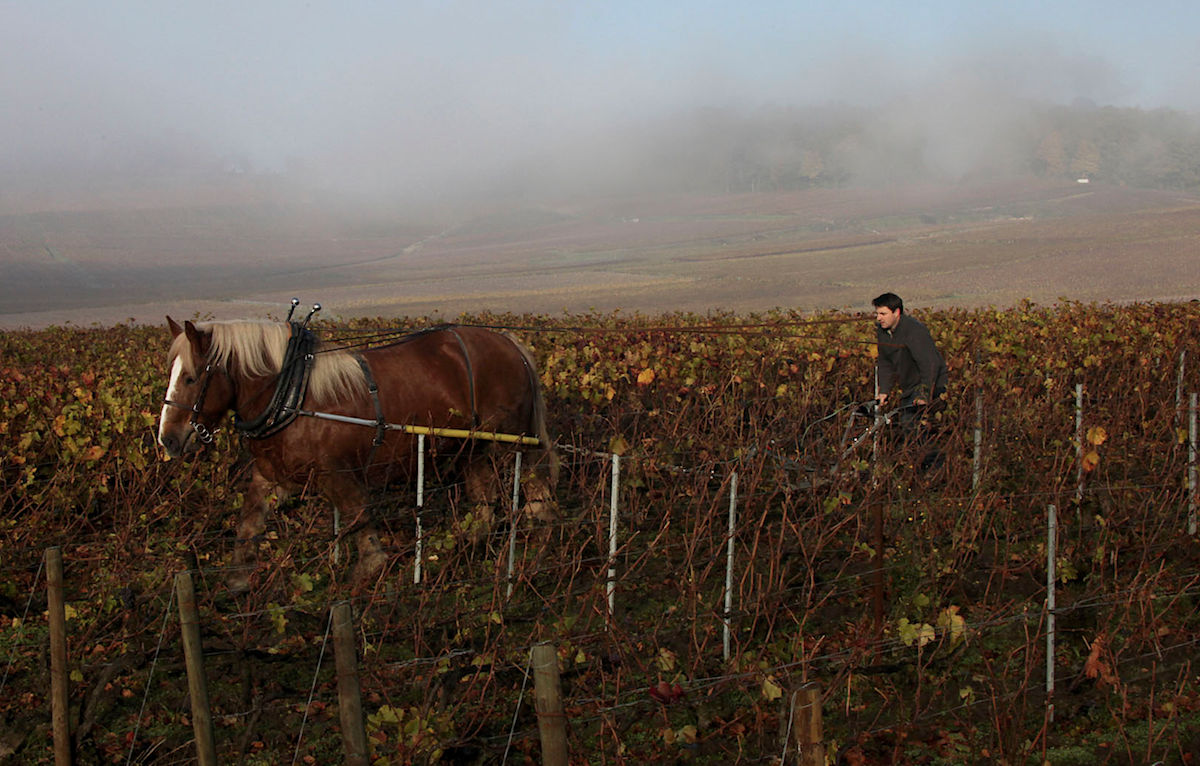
[157,317,558,591]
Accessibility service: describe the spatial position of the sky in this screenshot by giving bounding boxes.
[3,0,1198,199]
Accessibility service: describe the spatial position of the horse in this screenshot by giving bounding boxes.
[157,316,558,592]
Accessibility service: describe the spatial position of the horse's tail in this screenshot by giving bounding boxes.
[504,332,560,488]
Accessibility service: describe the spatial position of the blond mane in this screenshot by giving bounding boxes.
[168,320,367,403]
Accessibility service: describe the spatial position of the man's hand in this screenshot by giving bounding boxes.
[876,393,889,406]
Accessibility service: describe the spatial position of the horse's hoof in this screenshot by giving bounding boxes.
[352,549,388,585]
[225,573,252,594]
[466,524,493,548]
[524,499,559,523]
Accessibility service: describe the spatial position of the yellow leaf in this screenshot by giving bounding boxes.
[292,573,314,593]
[1086,426,1108,446]
[637,368,656,386]
[655,647,677,672]
[937,605,968,647]
[916,624,936,648]
[775,384,788,396]
[761,675,783,701]
[1082,450,1101,472]
[609,435,630,456]
[70,669,84,682]
[268,603,288,634]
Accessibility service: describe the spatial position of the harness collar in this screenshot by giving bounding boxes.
[233,322,316,439]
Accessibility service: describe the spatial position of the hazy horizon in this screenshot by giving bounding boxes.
[5,1,1200,205]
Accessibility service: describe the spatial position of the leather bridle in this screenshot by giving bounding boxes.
[162,361,225,445]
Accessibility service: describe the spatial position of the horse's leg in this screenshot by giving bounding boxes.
[521,447,560,523]
[462,455,499,545]
[323,472,387,587]
[228,467,286,593]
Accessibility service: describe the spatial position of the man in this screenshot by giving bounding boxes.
[872,293,948,458]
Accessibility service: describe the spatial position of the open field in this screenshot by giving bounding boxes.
[1,177,1199,329]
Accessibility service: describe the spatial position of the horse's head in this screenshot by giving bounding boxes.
[158,317,236,458]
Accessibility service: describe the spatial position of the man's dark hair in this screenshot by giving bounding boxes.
[872,293,904,312]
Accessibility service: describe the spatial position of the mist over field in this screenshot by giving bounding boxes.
[4,2,1200,201]
[2,2,1200,326]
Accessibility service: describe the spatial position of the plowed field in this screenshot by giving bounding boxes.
[2,178,1198,328]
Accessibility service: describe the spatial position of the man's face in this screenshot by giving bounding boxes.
[874,305,902,331]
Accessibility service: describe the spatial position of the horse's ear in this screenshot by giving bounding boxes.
[183,320,212,356]
[167,316,184,338]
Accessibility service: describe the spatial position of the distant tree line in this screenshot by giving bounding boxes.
[610,99,1200,194]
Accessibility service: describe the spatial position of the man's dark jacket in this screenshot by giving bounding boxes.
[875,313,948,403]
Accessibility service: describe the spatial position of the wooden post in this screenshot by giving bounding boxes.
[530,643,568,766]
[972,387,983,490]
[872,501,885,642]
[331,603,368,766]
[791,683,824,766]
[723,471,738,661]
[1046,504,1057,721]
[46,547,72,766]
[415,433,425,585]
[607,454,620,622]
[872,372,882,467]
[175,571,217,766]
[506,451,523,598]
[1178,351,1187,426]
[1075,383,1084,510]
[332,507,341,565]
[1189,393,1197,536]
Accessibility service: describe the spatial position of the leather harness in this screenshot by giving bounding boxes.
[173,323,491,451]
[445,327,481,428]
[234,322,317,439]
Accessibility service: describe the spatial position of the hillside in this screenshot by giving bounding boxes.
[1,177,1198,329]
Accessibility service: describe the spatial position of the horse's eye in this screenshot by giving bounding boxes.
[185,376,196,386]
